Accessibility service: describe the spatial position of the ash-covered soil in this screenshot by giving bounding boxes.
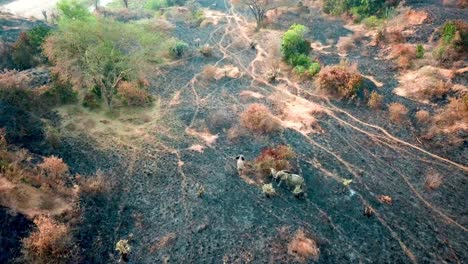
[3,0,466,263]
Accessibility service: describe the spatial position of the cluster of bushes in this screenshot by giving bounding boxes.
[322,0,400,22]
[434,20,468,65]
[253,145,296,180]
[281,24,320,77]
[315,61,363,98]
[2,25,51,70]
[43,0,171,111]
[145,0,187,10]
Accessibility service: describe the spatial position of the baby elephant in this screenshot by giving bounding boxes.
[235,155,245,176]
[270,168,305,197]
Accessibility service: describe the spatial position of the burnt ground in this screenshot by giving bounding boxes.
[1,0,467,263]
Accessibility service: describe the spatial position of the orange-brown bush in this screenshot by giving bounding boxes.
[367,91,384,109]
[427,96,468,144]
[415,110,430,124]
[287,229,319,262]
[117,81,152,107]
[254,145,295,179]
[424,170,443,190]
[0,70,35,109]
[388,102,408,123]
[390,44,416,69]
[77,171,110,194]
[315,62,363,99]
[39,156,69,186]
[240,104,281,135]
[201,65,217,80]
[22,215,78,264]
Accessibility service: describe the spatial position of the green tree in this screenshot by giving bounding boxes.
[43,15,170,110]
[281,24,310,63]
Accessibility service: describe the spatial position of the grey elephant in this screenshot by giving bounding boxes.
[270,168,305,197]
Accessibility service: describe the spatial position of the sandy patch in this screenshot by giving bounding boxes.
[271,86,328,134]
[188,144,205,153]
[186,128,218,146]
[240,90,264,99]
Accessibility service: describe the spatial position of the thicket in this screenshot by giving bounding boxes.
[281,24,320,77]
[322,0,400,21]
[434,20,468,65]
[43,0,171,110]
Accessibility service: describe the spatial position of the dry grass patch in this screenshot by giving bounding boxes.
[388,102,408,123]
[394,66,453,104]
[240,104,281,135]
[426,96,468,145]
[288,229,320,262]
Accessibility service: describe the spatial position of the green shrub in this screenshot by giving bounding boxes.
[307,62,321,76]
[289,53,311,67]
[442,21,457,44]
[145,0,168,10]
[362,16,382,29]
[27,26,51,52]
[169,41,189,58]
[416,44,424,59]
[57,0,92,20]
[322,0,399,20]
[11,33,35,70]
[281,24,310,63]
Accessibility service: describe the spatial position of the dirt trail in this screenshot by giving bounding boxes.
[61,0,468,263]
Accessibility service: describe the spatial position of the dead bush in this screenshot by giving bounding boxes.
[22,215,78,264]
[428,96,468,144]
[240,104,281,135]
[39,156,69,185]
[388,102,408,123]
[415,110,430,124]
[424,170,443,190]
[367,91,384,109]
[201,65,217,80]
[316,62,363,99]
[117,81,152,107]
[287,229,319,262]
[336,36,355,53]
[77,171,110,194]
[390,44,416,69]
[254,145,295,180]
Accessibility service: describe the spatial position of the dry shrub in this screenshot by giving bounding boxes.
[428,97,468,143]
[77,171,110,194]
[117,81,152,107]
[287,229,319,262]
[39,156,69,185]
[424,170,443,190]
[22,215,78,264]
[240,104,281,135]
[390,44,416,69]
[254,145,295,180]
[388,102,408,123]
[367,91,384,109]
[336,36,355,53]
[316,62,363,99]
[201,65,217,80]
[415,110,430,124]
[150,233,176,253]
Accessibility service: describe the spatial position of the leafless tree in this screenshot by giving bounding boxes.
[122,0,129,8]
[242,0,275,30]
